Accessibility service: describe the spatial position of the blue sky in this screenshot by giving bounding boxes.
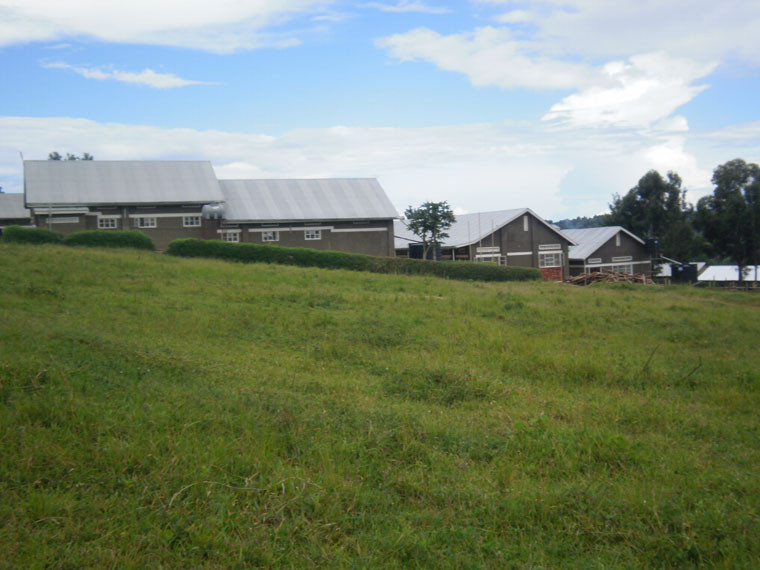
[1,0,759,219]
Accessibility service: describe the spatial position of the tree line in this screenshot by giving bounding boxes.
[603,159,759,278]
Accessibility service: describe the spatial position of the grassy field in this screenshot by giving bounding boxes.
[1,244,759,568]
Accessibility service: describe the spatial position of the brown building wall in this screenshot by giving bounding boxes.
[232,220,395,257]
[569,231,651,276]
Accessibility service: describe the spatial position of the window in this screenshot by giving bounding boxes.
[587,257,602,264]
[610,264,633,274]
[305,229,321,240]
[539,252,562,267]
[523,215,529,232]
[262,230,279,242]
[615,233,621,247]
[98,218,118,229]
[612,255,632,262]
[49,216,79,224]
[183,216,202,227]
[136,217,157,228]
[220,231,240,242]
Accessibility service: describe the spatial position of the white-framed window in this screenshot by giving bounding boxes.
[262,230,279,242]
[305,229,321,240]
[610,264,633,274]
[612,255,632,262]
[98,218,118,229]
[523,215,529,232]
[615,233,621,247]
[49,216,79,224]
[539,252,562,268]
[183,215,202,227]
[587,257,602,264]
[220,231,240,243]
[136,217,157,229]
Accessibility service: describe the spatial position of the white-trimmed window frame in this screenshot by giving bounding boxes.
[219,230,240,243]
[539,252,562,268]
[98,217,118,229]
[183,215,202,228]
[262,230,279,242]
[136,217,157,229]
[304,229,322,240]
[610,264,633,274]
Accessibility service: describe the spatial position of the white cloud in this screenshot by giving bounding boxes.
[377,26,597,90]
[543,53,716,128]
[42,62,217,89]
[1,115,748,219]
[362,1,452,14]
[0,0,330,52]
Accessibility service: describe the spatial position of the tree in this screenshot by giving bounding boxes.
[605,170,701,260]
[48,151,94,160]
[695,159,760,281]
[404,201,456,261]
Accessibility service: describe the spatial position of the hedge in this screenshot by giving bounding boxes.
[167,238,542,282]
[63,230,155,251]
[1,225,63,245]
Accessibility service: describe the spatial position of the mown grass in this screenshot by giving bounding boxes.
[1,244,759,568]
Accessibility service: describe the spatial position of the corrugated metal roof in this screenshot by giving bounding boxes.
[395,208,575,249]
[698,265,760,282]
[0,193,30,219]
[565,226,644,260]
[219,179,399,222]
[24,160,224,206]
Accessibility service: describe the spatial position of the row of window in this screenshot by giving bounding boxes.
[222,229,324,243]
[96,216,202,229]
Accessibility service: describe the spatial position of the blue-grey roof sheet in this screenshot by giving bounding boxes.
[395,208,575,249]
[219,179,399,222]
[24,160,223,206]
[0,193,30,219]
[565,226,644,260]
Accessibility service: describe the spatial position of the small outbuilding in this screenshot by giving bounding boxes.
[564,226,651,277]
[0,193,32,234]
[394,208,576,280]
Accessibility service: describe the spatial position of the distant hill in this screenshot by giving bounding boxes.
[547,214,606,230]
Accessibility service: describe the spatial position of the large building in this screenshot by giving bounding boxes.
[394,208,576,280]
[564,226,651,276]
[217,179,398,257]
[24,160,224,250]
[22,160,399,255]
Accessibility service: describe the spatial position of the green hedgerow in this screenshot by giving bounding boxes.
[63,230,155,251]
[1,225,63,245]
[167,238,541,282]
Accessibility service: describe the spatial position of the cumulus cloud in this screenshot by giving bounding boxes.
[0,115,739,218]
[0,0,330,52]
[377,26,597,90]
[42,62,218,89]
[543,53,716,128]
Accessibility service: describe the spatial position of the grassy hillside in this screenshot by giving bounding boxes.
[1,244,759,568]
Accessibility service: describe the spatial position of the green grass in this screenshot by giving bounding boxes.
[1,244,759,568]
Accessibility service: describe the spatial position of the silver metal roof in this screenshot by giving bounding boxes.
[0,193,30,219]
[698,265,759,282]
[565,226,644,260]
[395,208,575,249]
[24,160,224,207]
[219,179,399,222]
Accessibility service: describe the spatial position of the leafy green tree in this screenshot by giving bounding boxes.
[404,201,456,261]
[605,170,701,260]
[695,159,760,281]
[48,151,94,160]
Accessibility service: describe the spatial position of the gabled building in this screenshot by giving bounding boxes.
[0,193,32,234]
[394,208,576,280]
[563,226,651,276]
[218,179,398,257]
[23,160,224,250]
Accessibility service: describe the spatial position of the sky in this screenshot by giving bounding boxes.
[1,0,759,219]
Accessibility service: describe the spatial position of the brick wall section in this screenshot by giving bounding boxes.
[540,266,562,281]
